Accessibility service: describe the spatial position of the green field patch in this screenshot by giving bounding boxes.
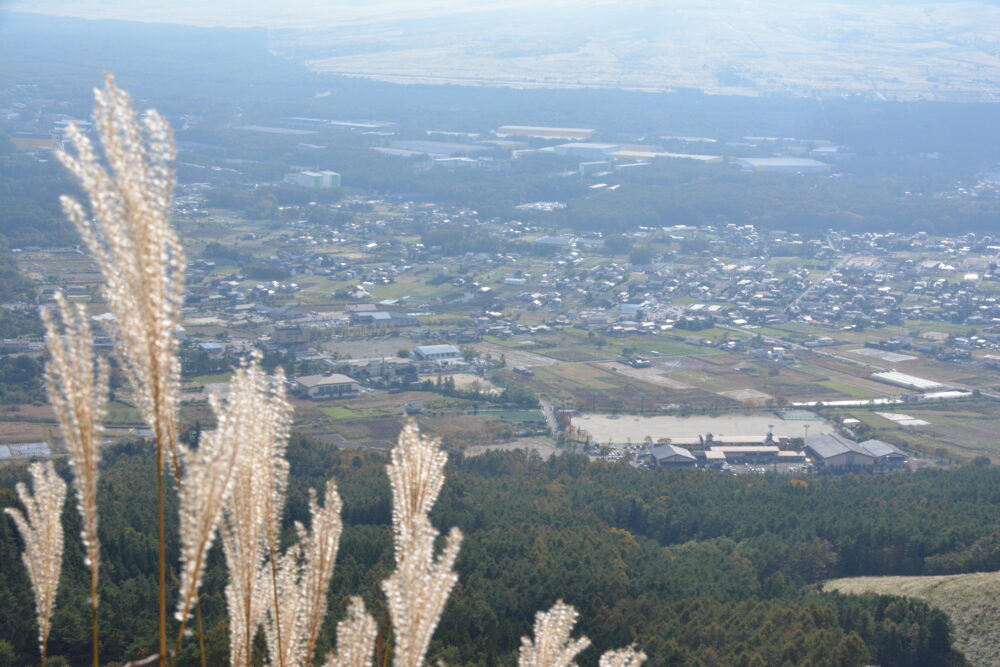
[854,412,898,428]
[617,338,707,356]
[321,406,359,419]
[816,380,881,399]
[373,280,447,300]
[104,402,144,424]
[535,365,618,389]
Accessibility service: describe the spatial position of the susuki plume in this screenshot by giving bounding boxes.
[598,647,648,667]
[382,421,463,667]
[55,72,184,472]
[218,354,292,666]
[56,74,185,664]
[41,292,108,595]
[5,462,67,665]
[323,597,378,667]
[260,479,343,666]
[297,479,344,661]
[174,369,253,627]
[519,601,591,667]
[519,601,646,667]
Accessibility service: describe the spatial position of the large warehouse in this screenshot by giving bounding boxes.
[871,371,944,391]
[736,157,831,173]
[497,125,595,140]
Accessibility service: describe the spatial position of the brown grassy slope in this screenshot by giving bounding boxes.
[825,572,1000,667]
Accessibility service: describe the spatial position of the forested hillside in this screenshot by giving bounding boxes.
[3,438,993,665]
[0,139,76,248]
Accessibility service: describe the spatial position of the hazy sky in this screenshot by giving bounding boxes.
[2,0,572,27]
[4,0,997,101]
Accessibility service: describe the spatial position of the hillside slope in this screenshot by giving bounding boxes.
[826,572,1000,667]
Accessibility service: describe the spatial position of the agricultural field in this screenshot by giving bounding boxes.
[518,359,732,413]
[834,399,1000,462]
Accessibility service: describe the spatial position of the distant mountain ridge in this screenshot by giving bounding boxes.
[8,0,1000,101]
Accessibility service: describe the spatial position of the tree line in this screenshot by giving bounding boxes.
[2,440,990,665]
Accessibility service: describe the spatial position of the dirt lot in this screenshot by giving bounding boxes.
[321,336,414,358]
[471,341,558,367]
[571,412,835,444]
[465,436,559,458]
[440,373,500,394]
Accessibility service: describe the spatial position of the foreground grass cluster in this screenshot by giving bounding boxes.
[3,76,643,667]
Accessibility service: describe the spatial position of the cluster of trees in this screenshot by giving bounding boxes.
[564,164,999,237]
[0,147,77,248]
[0,355,45,405]
[3,440,994,665]
[201,241,250,264]
[409,375,539,408]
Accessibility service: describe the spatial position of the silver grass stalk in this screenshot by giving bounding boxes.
[173,377,252,629]
[598,648,647,667]
[5,461,68,666]
[518,601,591,667]
[41,291,108,667]
[518,601,646,667]
[219,355,292,666]
[262,544,306,667]
[56,75,183,665]
[56,73,185,474]
[323,597,378,667]
[260,479,343,666]
[41,292,108,596]
[382,422,463,667]
[299,479,343,661]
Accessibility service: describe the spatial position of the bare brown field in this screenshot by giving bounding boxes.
[465,436,559,458]
[0,421,55,445]
[517,361,733,413]
[471,341,558,367]
[538,347,607,362]
[825,572,1000,667]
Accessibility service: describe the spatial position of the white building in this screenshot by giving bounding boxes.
[735,158,830,173]
[285,170,341,188]
[294,373,359,399]
[497,125,595,140]
[553,142,621,160]
[412,344,462,362]
[871,371,944,391]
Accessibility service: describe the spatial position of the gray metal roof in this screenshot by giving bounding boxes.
[296,373,358,388]
[413,344,461,355]
[805,433,872,460]
[859,439,907,459]
[649,444,696,461]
